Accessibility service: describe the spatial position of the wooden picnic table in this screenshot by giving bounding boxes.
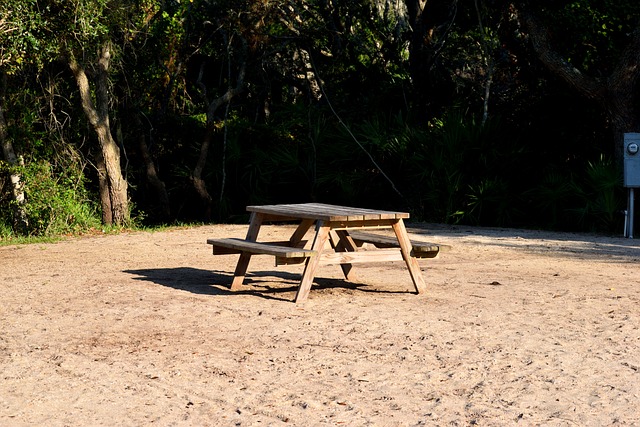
[208,203,447,304]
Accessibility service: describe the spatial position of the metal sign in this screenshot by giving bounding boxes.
[624,133,639,238]
[624,133,640,188]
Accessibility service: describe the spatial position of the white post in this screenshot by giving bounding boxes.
[630,188,635,239]
[624,209,629,238]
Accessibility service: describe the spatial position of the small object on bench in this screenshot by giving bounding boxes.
[348,231,450,259]
[207,238,317,259]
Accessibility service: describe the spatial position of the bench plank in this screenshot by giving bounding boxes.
[348,231,450,258]
[207,238,316,258]
[319,249,404,265]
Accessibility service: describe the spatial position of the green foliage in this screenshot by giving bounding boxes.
[405,111,526,225]
[0,231,61,246]
[0,0,56,71]
[526,156,623,232]
[460,178,514,226]
[536,0,640,73]
[525,170,575,228]
[568,156,623,232]
[0,0,632,237]
[0,160,100,237]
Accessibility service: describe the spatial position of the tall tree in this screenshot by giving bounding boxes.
[405,0,459,118]
[0,73,26,226]
[0,0,46,229]
[514,1,640,165]
[68,44,129,225]
[48,0,132,225]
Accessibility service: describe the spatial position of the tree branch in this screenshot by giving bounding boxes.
[517,4,606,101]
[68,55,100,127]
[608,24,640,95]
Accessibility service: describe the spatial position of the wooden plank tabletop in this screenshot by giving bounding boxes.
[246,203,409,222]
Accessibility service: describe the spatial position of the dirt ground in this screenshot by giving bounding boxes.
[1,222,639,426]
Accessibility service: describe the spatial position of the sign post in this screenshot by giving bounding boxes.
[623,133,640,238]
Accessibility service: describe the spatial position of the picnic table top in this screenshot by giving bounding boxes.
[246,203,409,222]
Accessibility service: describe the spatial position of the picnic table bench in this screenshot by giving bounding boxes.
[347,231,446,258]
[207,203,449,304]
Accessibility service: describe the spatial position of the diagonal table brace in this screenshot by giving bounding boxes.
[392,219,427,294]
[295,221,331,304]
[230,212,264,290]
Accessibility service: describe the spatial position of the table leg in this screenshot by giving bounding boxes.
[295,221,331,304]
[391,219,427,294]
[230,212,264,291]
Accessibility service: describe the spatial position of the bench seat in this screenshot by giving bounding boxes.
[348,231,450,258]
[207,238,317,258]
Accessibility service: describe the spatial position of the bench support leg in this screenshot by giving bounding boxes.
[231,212,264,291]
[392,219,427,294]
[289,219,315,247]
[295,221,330,304]
[328,230,357,281]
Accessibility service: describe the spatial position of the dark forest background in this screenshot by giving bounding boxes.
[2,0,640,238]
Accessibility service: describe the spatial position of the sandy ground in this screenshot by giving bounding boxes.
[1,222,639,426]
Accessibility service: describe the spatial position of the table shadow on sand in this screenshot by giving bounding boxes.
[124,267,406,302]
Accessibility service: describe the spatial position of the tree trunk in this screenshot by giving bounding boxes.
[474,0,494,126]
[518,5,640,166]
[405,0,459,118]
[191,61,246,219]
[136,115,170,220]
[69,43,129,226]
[192,124,215,219]
[604,27,640,163]
[94,150,113,225]
[0,72,27,228]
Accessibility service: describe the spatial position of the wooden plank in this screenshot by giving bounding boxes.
[274,256,308,265]
[319,249,404,265]
[247,203,409,222]
[328,230,356,280]
[247,204,339,221]
[210,245,241,255]
[308,203,409,220]
[289,219,315,246]
[210,239,308,255]
[295,222,331,304]
[327,219,398,230]
[312,203,408,220]
[392,219,427,294]
[273,221,315,266]
[306,203,376,221]
[413,249,441,259]
[208,238,316,258]
[230,212,263,290]
[348,231,449,254]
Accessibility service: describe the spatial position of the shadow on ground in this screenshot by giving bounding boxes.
[124,267,404,302]
[407,224,640,261]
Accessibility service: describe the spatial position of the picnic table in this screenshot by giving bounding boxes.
[207,203,448,304]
